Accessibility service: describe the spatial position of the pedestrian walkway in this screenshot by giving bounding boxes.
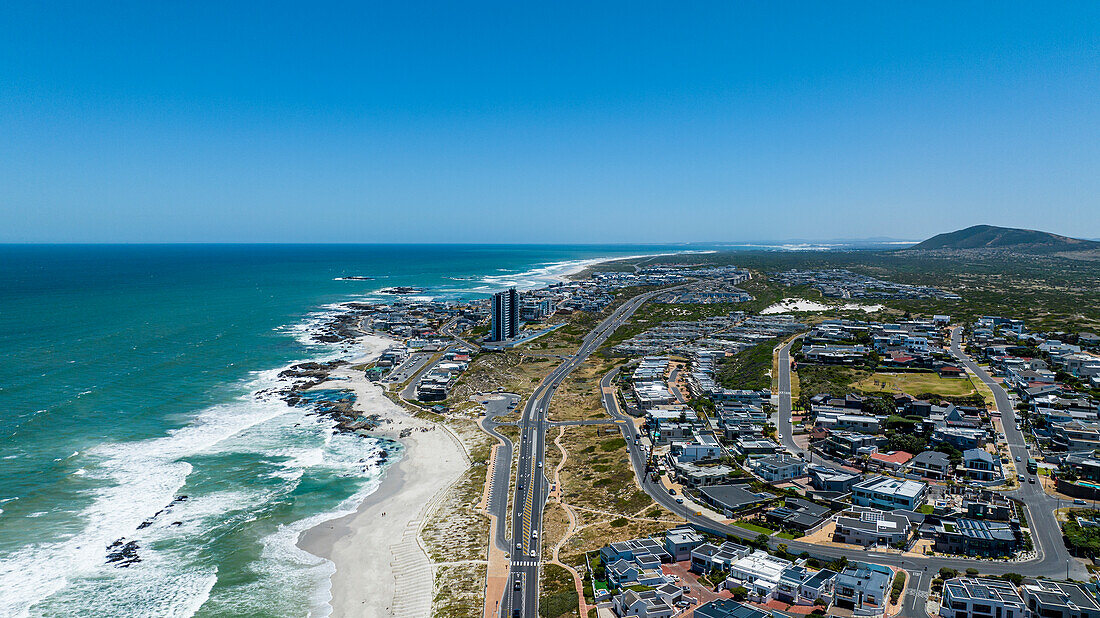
[390,519,433,618]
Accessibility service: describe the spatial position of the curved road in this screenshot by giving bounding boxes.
[596,328,1082,617]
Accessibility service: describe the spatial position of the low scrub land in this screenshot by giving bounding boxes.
[717,338,779,391]
[539,563,580,618]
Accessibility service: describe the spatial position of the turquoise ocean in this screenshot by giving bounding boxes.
[0,244,688,617]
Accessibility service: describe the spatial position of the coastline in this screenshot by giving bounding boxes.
[296,334,468,617]
[296,251,679,616]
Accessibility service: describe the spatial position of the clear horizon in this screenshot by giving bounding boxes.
[2,2,1098,243]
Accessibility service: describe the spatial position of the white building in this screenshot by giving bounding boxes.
[851,476,927,511]
[725,550,793,601]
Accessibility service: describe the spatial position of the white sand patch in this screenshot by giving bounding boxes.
[760,298,885,314]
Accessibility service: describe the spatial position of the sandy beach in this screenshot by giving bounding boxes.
[297,335,469,617]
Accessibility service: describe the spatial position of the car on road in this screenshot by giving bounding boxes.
[675,498,684,504]
[1029,477,1036,484]
[1018,474,1025,481]
[1075,499,1087,505]
[537,462,543,468]
[516,542,521,550]
[1015,456,1021,462]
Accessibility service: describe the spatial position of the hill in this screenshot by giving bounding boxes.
[904,225,1100,257]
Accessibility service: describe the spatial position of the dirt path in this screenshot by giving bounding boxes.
[548,426,590,617]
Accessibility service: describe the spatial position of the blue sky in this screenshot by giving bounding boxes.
[1,2,1098,243]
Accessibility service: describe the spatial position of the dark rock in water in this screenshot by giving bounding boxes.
[106,539,141,567]
[170,521,182,526]
[172,495,188,503]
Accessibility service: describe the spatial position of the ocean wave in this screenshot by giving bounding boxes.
[0,306,398,617]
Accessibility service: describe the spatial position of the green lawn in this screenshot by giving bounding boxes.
[736,521,775,535]
[852,371,978,398]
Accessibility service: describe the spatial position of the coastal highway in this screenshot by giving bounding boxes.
[501,287,673,618]
[598,329,1084,617]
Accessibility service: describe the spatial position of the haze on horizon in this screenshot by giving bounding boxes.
[1,2,1098,244]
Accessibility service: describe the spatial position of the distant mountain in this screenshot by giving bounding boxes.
[904,225,1100,256]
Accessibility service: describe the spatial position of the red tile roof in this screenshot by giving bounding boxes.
[871,450,914,465]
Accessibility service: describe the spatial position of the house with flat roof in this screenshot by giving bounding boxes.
[699,484,772,516]
[600,537,672,565]
[664,526,706,562]
[941,578,1025,618]
[724,550,793,601]
[933,518,1020,557]
[851,476,927,511]
[765,497,831,532]
[834,563,891,613]
[694,599,773,618]
[690,541,751,574]
[1022,580,1100,618]
[754,454,807,482]
[833,507,913,548]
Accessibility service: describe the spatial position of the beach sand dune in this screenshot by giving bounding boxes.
[298,338,468,617]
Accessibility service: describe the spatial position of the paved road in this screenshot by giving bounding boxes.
[440,315,480,353]
[775,337,801,455]
[385,352,432,385]
[480,394,522,551]
[400,355,442,400]
[500,287,673,618]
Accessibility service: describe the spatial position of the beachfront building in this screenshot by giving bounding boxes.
[940,578,1025,618]
[489,287,519,341]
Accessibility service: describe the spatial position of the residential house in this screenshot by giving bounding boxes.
[910,451,953,480]
[962,449,1002,482]
[664,527,706,562]
[941,578,1026,618]
[690,541,751,574]
[833,563,891,613]
[754,455,808,482]
[851,476,928,511]
[833,507,913,548]
[809,465,861,494]
[933,519,1020,557]
[613,586,678,618]
[725,550,793,601]
[1022,581,1100,618]
[765,498,831,532]
[694,599,773,618]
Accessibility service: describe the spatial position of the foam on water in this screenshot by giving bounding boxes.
[0,306,398,617]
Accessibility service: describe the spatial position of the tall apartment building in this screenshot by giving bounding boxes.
[490,288,519,341]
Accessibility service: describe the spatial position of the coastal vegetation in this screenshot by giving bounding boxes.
[539,563,580,617]
[716,338,779,391]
